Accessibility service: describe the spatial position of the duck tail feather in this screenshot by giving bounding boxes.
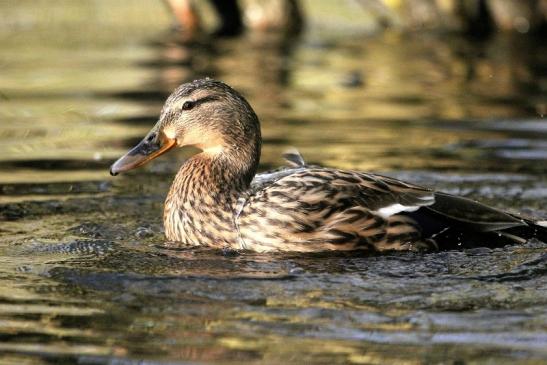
[282,148,306,167]
[503,214,547,243]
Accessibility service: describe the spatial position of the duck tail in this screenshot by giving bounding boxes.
[282,148,306,167]
[503,215,547,243]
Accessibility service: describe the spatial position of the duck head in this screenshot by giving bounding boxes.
[110,78,261,176]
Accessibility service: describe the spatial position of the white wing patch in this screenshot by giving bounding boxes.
[374,203,421,218]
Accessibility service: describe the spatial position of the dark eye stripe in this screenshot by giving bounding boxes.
[196,95,219,105]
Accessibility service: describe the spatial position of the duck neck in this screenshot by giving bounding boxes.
[168,138,261,208]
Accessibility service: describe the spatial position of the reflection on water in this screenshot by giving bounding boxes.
[0,2,546,364]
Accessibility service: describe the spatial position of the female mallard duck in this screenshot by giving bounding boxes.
[110,78,546,252]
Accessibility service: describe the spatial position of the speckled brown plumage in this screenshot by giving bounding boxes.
[111,78,547,252]
[233,167,437,252]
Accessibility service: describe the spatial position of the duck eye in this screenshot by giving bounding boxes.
[182,101,195,110]
[146,133,156,143]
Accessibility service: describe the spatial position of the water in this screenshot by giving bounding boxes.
[1,2,546,364]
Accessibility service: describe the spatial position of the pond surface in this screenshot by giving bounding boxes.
[0,2,546,364]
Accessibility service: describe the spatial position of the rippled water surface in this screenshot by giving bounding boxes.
[1,2,546,364]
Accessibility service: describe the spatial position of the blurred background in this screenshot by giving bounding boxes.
[1,0,546,184]
[0,1,546,364]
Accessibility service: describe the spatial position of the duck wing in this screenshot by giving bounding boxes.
[240,167,545,252]
[239,168,438,252]
[407,192,547,247]
[425,192,524,231]
[355,179,546,248]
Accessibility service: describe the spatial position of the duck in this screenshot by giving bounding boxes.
[110,78,547,252]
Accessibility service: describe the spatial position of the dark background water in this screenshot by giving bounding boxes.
[0,1,546,364]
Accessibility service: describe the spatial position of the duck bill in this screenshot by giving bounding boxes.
[110,134,176,176]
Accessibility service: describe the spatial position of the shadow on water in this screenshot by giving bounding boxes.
[0,2,546,364]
